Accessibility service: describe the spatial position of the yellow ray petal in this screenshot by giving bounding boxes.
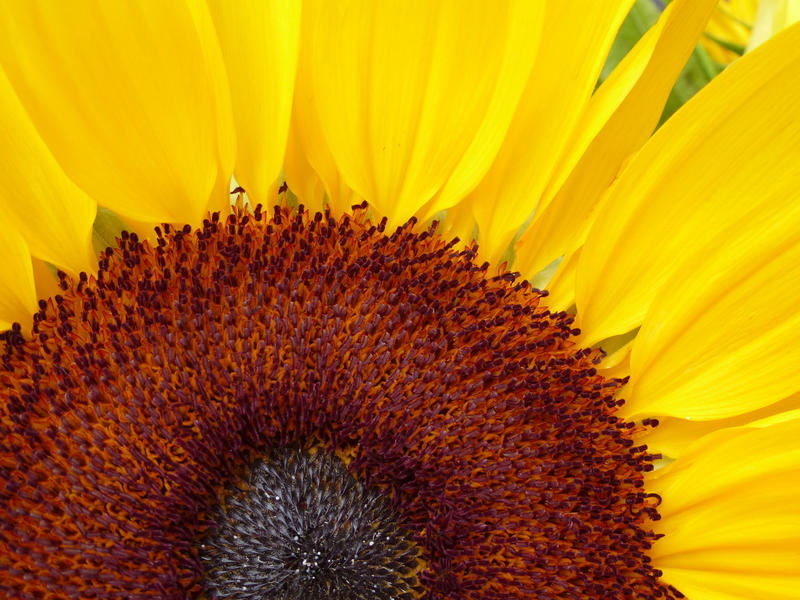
[208,0,300,205]
[542,247,581,313]
[302,0,544,228]
[575,22,800,347]
[460,0,635,265]
[0,0,234,226]
[625,226,800,420]
[285,104,363,217]
[648,419,800,599]
[438,200,477,249]
[184,0,237,217]
[284,127,327,214]
[598,343,631,380]
[639,392,800,458]
[31,258,62,304]
[0,227,37,331]
[657,568,800,600]
[515,0,717,280]
[747,0,800,52]
[284,0,357,217]
[703,0,757,63]
[0,65,95,275]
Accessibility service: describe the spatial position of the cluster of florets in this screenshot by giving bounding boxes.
[201,447,420,600]
[0,204,676,599]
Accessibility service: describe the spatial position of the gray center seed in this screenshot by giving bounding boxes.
[201,448,420,599]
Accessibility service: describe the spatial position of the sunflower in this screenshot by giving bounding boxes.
[1,1,799,599]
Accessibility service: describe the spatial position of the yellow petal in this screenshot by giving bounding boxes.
[746,0,800,52]
[438,200,477,248]
[208,0,300,205]
[0,65,95,275]
[703,0,757,63]
[649,419,800,599]
[460,0,634,265]
[285,101,363,217]
[284,127,327,214]
[542,247,581,313]
[31,258,62,304]
[302,0,543,228]
[575,22,800,346]
[0,226,37,331]
[639,393,800,458]
[656,568,800,600]
[284,0,357,217]
[184,0,237,217]
[0,0,234,225]
[597,340,632,380]
[625,228,800,420]
[515,0,717,280]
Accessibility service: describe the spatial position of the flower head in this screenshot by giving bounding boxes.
[2,205,675,598]
[1,1,800,599]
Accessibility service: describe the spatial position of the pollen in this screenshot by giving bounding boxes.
[0,203,680,599]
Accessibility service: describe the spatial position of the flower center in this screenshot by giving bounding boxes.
[201,447,420,599]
